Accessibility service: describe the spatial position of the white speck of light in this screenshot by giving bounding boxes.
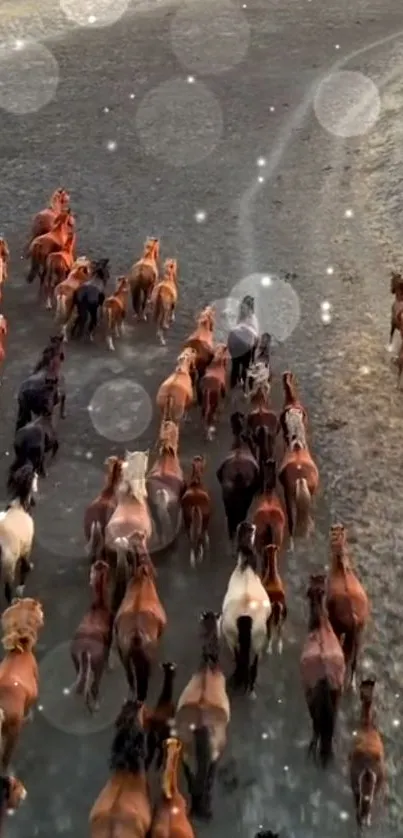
[277,698,282,704]
[352,730,357,737]
[359,366,370,375]
[263,599,271,608]
[335,44,340,50]
[261,732,268,739]
[321,310,332,325]
[284,765,289,772]
[395,693,400,699]
[340,811,349,821]
[258,176,264,183]
[269,106,275,112]
[187,76,195,84]
[14,40,24,50]
[171,807,180,815]
[345,208,354,218]
[195,210,207,223]
[88,15,96,23]
[189,723,196,730]
[261,275,272,287]
[321,300,331,313]
[86,451,93,459]
[250,600,258,610]
[257,157,266,167]
[242,3,247,6]
[63,687,70,695]
[38,705,43,712]
[326,265,334,275]
[103,107,109,113]
[130,94,135,100]
[393,718,400,728]
[107,141,117,152]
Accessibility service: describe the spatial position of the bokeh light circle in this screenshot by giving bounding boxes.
[60,0,129,28]
[0,40,59,115]
[314,70,381,138]
[228,273,300,343]
[88,379,153,443]
[171,0,250,75]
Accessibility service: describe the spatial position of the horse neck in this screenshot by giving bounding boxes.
[114,287,127,303]
[262,551,279,585]
[91,573,109,609]
[251,389,268,408]
[330,548,350,576]
[162,746,181,800]
[157,451,180,473]
[283,381,297,404]
[360,699,374,730]
[103,463,121,495]
[189,468,203,487]
[308,597,326,631]
[9,497,28,513]
[158,669,175,704]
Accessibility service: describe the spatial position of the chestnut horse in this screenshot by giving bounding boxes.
[326,523,370,691]
[156,351,196,424]
[147,421,184,552]
[216,412,260,540]
[129,238,160,320]
[42,227,76,309]
[0,239,9,304]
[250,459,285,555]
[175,611,230,820]
[103,277,130,351]
[279,371,308,447]
[150,258,178,345]
[0,774,27,830]
[84,456,123,559]
[300,575,345,767]
[181,455,211,567]
[349,678,385,829]
[0,598,44,769]
[278,435,319,549]
[89,699,152,838]
[246,372,279,473]
[105,449,152,579]
[182,306,215,387]
[26,188,70,251]
[70,560,113,712]
[114,533,167,701]
[200,344,229,440]
[26,209,74,285]
[150,737,195,838]
[56,257,92,324]
[261,545,287,654]
[0,315,7,369]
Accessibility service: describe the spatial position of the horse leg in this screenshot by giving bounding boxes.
[133,649,151,703]
[59,389,66,419]
[26,258,39,284]
[15,556,33,598]
[266,614,274,654]
[280,476,294,550]
[230,357,241,392]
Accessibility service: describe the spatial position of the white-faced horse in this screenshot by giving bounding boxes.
[0,465,38,604]
[219,521,271,697]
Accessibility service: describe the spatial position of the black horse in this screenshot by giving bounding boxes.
[216,412,260,539]
[227,296,260,391]
[16,336,66,431]
[9,410,59,484]
[69,257,110,340]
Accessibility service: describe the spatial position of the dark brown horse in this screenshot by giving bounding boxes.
[143,661,177,770]
[246,374,279,475]
[216,412,260,539]
[129,238,160,320]
[181,455,211,567]
[261,544,287,655]
[84,456,123,559]
[349,678,386,830]
[200,344,229,440]
[250,459,285,555]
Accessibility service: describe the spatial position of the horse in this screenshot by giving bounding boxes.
[0,597,44,769]
[250,459,285,555]
[25,188,70,252]
[70,560,113,712]
[26,209,74,285]
[261,545,287,654]
[175,611,230,820]
[129,238,160,320]
[147,421,184,552]
[156,351,196,424]
[55,257,93,326]
[181,455,211,567]
[349,678,385,830]
[216,412,260,540]
[114,533,167,701]
[66,258,110,341]
[105,450,153,571]
[10,409,58,481]
[326,523,370,691]
[103,277,130,351]
[42,226,76,309]
[200,344,230,440]
[0,465,38,604]
[16,336,66,431]
[220,522,271,696]
[245,332,271,394]
[279,370,308,446]
[0,774,27,829]
[0,239,9,304]
[84,456,123,558]
[150,737,195,838]
[300,574,345,767]
[246,367,278,472]
[182,306,215,387]
[149,258,178,345]
[388,272,403,354]
[0,316,7,369]
[89,699,152,838]
[278,436,319,549]
[143,661,177,770]
[227,295,260,393]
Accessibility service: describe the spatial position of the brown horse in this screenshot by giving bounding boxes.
[143,661,177,770]
[26,188,70,250]
[250,459,285,555]
[181,455,211,567]
[0,774,27,830]
[278,435,319,549]
[105,449,152,572]
[147,422,184,552]
[300,575,345,767]
[200,344,229,440]
[182,306,215,384]
[89,699,152,838]
[246,373,279,472]
[56,257,92,325]
[150,737,195,838]
[261,545,287,654]
[129,238,160,320]
[279,371,308,446]
[70,561,113,712]
[175,611,230,820]
[0,598,44,769]
[0,316,7,368]
[103,277,130,351]
[0,239,9,305]
[216,412,260,540]
[114,532,167,701]
[84,456,123,559]
[150,258,178,345]
[326,523,370,691]
[156,351,196,424]
[349,678,385,830]
[42,228,76,309]
[26,210,74,285]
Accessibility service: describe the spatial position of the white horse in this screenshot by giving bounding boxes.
[219,522,271,697]
[0,465,38,604]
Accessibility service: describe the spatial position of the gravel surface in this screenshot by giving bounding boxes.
[0,1,403,836]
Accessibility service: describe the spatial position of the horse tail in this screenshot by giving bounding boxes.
[7,453,25,489]
[256,425,272,459]
[74,651,92,700]
[309,677,339,767]
[163,394,174,422]
[129,643,150,703]
[201,384,211,421]
[295,477,311,536]
[0,707,5,758]
[189,505,203,567]
[190,725,212,818]
[85,520,101,559]
[153,287,163,325]
[55,294,66,321]
[111,549,128,616]
[234,615,252,692]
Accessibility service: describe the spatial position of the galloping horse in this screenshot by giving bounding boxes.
[0,598,44,769]
[1,465,38,603]
[216,412,260,539]
[147,422,184,552]
[150,258,178,345]
[200,344,230,440]
[227,295,259,392]
[16,335,66,430]
[300,575,345,767]
[220,522,271,696]
[261,545,287,654]
[279,371,308,446]
[26,188,70,250]
[150,737,195,838]
[56,257,93,325]
[105,449,152,575]
[84,456,123,558]
[246,367,279,470]
[26,209,75,286]
[156,351,196,424]
[181,455,211,567]
[89,700,152,838]
[0,239,9,304]
[103,277,130,351]
[250,459,285,555]
[278,428,319,549]
[349,678,385,829]
[114,533,167,701]
[182,306,215,388]
[42,226,76,309]
[129,238,160,320]
[175,611,230,820]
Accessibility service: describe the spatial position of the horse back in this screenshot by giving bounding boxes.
[301,629,345,689]
[90,776,152,838]
[0,509,34,556]
[176,670,230,721]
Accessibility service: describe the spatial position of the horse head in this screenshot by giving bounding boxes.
[391,271,403,295]
[120,450,149,502]
[115,276,130,295]
[0,775,27,814]
[198,306,215,331]
[282,370,298,402]
[143,237,160,262]
[329,523,348,568]
[190,454,205,483]
[91,257,110,284]
[0,238,9,262]
[7,463,38,509]
[235,521,257,568]
[306,574,326,603]
[212,343,230,367]
[238,295,255,321]
[89,559,110,590]
[51,188,70,211]
[176,347,196,373]
[104,455,124,491]
[163,258,177,282]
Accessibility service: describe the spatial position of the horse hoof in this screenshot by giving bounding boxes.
[267,643,273,655]
[289,538,294,552]
[15,586,25,597]
[190,549,196,568]
[249,690,257,701]
[277,639,283,655]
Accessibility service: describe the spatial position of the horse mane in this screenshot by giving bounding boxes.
[2,599,43,653]
[109,700,146,774]
[104,457,123,492]
[120,452,148,502]
[6,464,35,507]
[198,611,220,671]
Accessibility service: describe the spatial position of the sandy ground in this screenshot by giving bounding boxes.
[1,0,403,836]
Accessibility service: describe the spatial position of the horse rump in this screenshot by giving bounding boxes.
[307,677,339,767]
